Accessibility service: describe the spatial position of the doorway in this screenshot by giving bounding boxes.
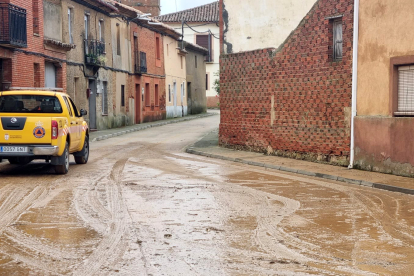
[187,82,192,114]
[135,84,141,124]
[173,81,177,117]
[88,79,97,129]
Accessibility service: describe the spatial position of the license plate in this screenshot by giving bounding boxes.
[0,146,28,153]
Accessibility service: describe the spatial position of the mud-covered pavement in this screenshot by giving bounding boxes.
[1,115,414,276]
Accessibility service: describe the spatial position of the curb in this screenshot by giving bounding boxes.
[91,113,215,142]
[185,147,414,196]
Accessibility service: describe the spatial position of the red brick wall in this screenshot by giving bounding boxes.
[0,0,67,91]
[130,22,166,123]
[219,0,353,163]
[207,96,219,108]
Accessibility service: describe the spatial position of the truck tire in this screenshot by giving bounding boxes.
[74,136,89,164]
[54,142,69,174]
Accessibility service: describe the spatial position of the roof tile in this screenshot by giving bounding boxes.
[155,2,218,23]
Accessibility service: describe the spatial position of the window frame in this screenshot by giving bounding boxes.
[332,18,343,61]
[390,56,414,116]
[68,8,73,44]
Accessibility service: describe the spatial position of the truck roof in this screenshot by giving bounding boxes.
[0,91,68,97]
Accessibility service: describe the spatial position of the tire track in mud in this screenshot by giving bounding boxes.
[72,156,146,275]
[154,155,395,275]
[0,185,48,232]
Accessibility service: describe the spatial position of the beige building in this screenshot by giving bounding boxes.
[156,2,219,108]
[354,0,414,176]
[164,36,187,118]
[221,0,317,54]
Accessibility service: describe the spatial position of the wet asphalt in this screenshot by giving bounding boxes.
[0,114,414,275]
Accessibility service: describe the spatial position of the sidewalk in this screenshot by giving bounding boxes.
[89,111,217,142]
[186,130,414,195]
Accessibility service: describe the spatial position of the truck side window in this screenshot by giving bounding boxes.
[63,97,73,117]
[68,97,81,117]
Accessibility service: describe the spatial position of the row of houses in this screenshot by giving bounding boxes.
[219,0,414,177]
[155,2,220,109]
[0,0,209,130]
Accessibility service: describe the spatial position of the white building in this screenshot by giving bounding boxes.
[156,2,220,108]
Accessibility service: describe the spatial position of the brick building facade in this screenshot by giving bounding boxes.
[219,0,354,165]
[0,0,68,93]
[131,22,166,123]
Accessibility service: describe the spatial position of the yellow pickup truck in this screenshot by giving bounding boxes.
[0,91,89,174]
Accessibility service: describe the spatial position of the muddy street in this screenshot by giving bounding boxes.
[0,115,414,275]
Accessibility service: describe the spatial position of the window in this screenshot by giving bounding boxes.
[33,0,39,34]
[45,62,56,88]
[156,37,160,60]
[196,34,212,62]
[99,19,104,42]
[0,95,62,113]
[145,83,150,106]
[140,52,147,73]
[102,81,108,115]
[396,65,414,115]
[155,84,159,106]
[84,14,90,54]
[68,97,81,117]
[84,14,89,40]
[333,19,343,61]
[68,8,73,43]
[168,84,171,102]
[116,23,121,56]
[195,55,197,68]
[121,85,125,107]
[63,96,73,117]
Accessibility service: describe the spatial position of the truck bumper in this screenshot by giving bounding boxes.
[0,145,59,157]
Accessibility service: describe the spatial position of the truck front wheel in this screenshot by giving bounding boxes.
[74,136,89,165]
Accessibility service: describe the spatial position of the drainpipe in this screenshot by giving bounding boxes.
[348,0,360,169]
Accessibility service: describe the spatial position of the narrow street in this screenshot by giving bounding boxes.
[0,115,414,275]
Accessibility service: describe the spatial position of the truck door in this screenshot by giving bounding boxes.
[62,96,80,151]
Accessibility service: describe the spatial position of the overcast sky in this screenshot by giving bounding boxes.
[160,0,217,15]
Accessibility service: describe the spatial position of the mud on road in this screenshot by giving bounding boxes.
[0,115,414,275]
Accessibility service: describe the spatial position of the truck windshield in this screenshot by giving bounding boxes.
[0,95,63,113]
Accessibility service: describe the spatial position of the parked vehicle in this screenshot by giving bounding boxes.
[0,91,89,174]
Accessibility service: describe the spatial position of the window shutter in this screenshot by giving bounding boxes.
[196,35,212,62]
[397,66,414,114]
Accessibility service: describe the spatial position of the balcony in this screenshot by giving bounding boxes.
[0,3,27,48]
[134,50,147,74]
[84,39,105,66]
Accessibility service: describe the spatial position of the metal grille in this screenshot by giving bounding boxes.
[0,3,27,48]
[396,66,414,116]
[84,39,105,65]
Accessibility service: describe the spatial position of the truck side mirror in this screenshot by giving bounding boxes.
[80,109,87,116]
